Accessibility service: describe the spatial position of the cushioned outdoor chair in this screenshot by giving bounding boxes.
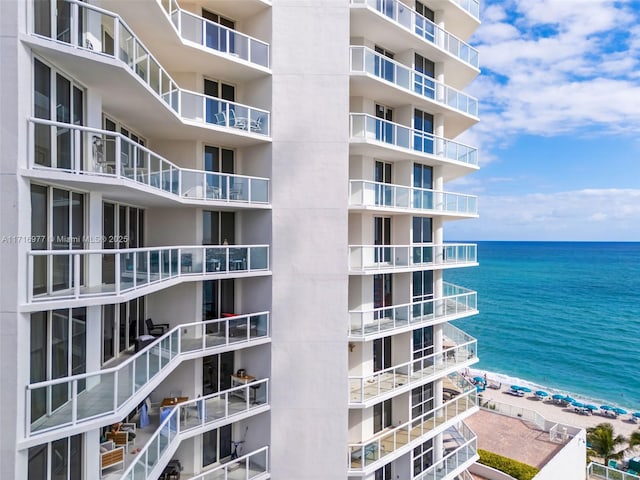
[146,318,169,337]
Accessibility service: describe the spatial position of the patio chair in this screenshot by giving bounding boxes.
[100,441,124,477]
[146,318,169,337]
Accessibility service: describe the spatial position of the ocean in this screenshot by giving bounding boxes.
[444,241,640,411]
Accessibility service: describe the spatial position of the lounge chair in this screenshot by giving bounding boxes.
[146,318,169,337]
[100,441,124,477]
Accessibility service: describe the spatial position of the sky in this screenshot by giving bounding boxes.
[446,0,640,241]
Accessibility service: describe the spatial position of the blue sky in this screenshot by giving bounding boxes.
[446,0,640,241]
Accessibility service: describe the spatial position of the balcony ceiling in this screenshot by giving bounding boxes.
[349,142,478,182]
[426,0,481,40]
[349,75,478,138]
[350,8,479,90]
[100,0,271,82]
[25,37,270,147]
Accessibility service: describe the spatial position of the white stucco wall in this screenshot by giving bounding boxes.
[269,0,350,478]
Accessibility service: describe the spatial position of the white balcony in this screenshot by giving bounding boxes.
[349,180,477,217]
[349,243,477,273]
[350,46,478,137]
[97,0,271,81]
[349,0,479,89]
[414,422,479,480]
[349,283,477,339]
[349,326,477,405]
[348,384,478,473]
[183,447,270,480]
[119,382,269,480]
[27,0,270,145]
[22,313,269,445]
[26,245,270,309]
[349,114,478,181]
[427,0,481,40]
[161,0,270,69]
[26,118,270,209]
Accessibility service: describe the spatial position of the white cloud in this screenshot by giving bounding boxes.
[446,189,640,241]
[467,0,640,162]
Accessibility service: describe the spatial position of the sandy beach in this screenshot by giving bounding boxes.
[473,370,640,439]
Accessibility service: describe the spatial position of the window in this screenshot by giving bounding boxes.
[103,116,146,170]
[203,352,234,395]
[413,109,434,154]
[375,104,394,143]
[203,211,235,246]
[33,58,84,169]
[413,438,433,475]
[28,434,83,480]
[412,217,433,264]
[373,336,392,373]
[413,270,434,302]
[202,425,233,466]
[205,79,236,125]
[374,45,395,81]
[415,1,435,21]
[102,202,144,284]
[30,309,86,423]
[31,185,85,296]
[413,326,433,360]
[204,146,238,199]
[374,217,391,263]
[375,464,392,480]
[415,53,435,78]
[101,298,146,363]
[203,280,235,320]
[374,161,393,207]
[202,9,235,54]
[373,399,392,433]
[411,383,433,419]
[413,164,433,209]
[373,274,393,321]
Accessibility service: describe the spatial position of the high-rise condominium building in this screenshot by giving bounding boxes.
[0,0,480,478]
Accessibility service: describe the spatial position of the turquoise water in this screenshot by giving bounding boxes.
[445,241,640,410]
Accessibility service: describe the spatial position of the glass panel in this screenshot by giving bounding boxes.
[51,310,69,411]
[28,444,48,480]
[30,312,48,422]
[51,437,68,480]
[34,59,52,167]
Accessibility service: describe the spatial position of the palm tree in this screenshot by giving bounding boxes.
[629,430,640,450]
[587,423,627,466]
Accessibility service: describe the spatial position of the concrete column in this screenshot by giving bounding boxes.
[270,1,350,478]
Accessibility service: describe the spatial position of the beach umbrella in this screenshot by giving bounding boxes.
[614,407,628,415]
[535,390,549,397]
[571,401,585,408]
[552,394,565,400]
[520,387,532,393]
[633,412,640,418]
[600,405,614,411]
[563,396,576,403]
[586,405,599,411]
[510,385,522,391]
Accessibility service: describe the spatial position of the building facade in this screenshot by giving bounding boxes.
[0,0,480,478]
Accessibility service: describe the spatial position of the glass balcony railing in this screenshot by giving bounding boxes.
[27,245,270,303]
[350,46,478,117]
[349,0,479,68]
[457,0,480,20]
[28,118,270,204]
[25,312,269,437]
[588,462,640,480]
[189,447,270,480]
[349,180,477,215]
[348,389,477,471]
[415,422,478,480]
[161,0,269,68]
[350,114,478,166]
[349,243,477,272]
[349,328,477,404]
[349,282,477,338]
[31,0,270,136]
[121,380,269,480]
